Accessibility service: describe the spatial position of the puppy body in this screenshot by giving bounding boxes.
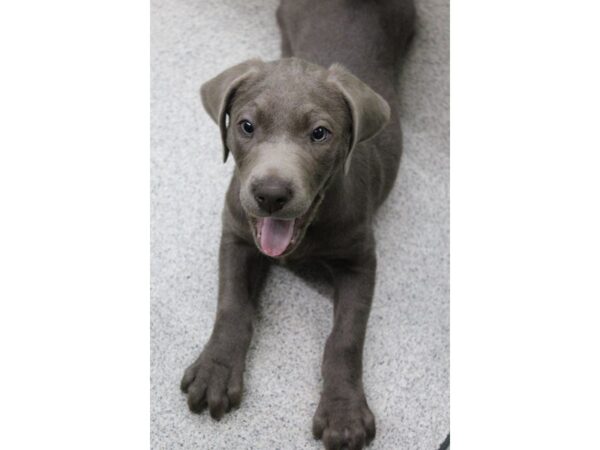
[182,1,415,448]
[278,0,415,202]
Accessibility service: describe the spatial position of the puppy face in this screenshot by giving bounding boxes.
[201,58,390,257]
[228,61,349,256]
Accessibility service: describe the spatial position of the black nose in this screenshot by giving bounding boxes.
[253,178,292,214]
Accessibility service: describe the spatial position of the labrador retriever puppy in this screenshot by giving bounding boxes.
[181,0,415,448]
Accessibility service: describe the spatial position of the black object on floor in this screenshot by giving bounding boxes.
[438,433,450,450]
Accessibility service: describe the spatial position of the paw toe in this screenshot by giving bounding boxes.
[180,365,197,393]
[362,408,376,441]
[186,381,207,413]
[347,427,366,450]
[323,428,343,450]
[226,383,243,409]
[313,412,327,439]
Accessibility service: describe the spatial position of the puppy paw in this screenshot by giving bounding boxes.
[180,344,245,420]
[313,388,376,450]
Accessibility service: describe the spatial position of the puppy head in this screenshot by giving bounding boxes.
[201,58,389,257]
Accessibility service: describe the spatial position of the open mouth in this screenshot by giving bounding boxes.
[255,217,301,257]
[249,193,323,258]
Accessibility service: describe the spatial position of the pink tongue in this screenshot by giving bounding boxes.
[259,218,294,257]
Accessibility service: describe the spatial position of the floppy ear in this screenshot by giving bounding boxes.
[328,64,391,174]
[200,58,264,163]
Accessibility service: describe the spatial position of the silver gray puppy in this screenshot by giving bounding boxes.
[181,1,415,448]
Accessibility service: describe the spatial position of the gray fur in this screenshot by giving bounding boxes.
[182,1,416,448]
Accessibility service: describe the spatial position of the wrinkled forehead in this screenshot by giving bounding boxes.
[231,64,349,132]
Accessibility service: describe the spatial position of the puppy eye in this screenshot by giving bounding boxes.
[240,120,254,135]
[311,127,329,142]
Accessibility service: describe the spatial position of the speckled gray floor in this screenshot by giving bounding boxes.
[151,0,449,449]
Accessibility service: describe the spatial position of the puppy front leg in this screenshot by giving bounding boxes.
[181,232,269,419]
[313,253,377,450]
